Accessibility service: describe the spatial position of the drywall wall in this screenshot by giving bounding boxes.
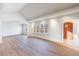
[76,20,79,39]
[28,6,79,43]
[28,19,62,42]
[0,12,2,43]
[61,15,79,40]
[2,13,27,37]
[28,16,79,42]
[2,22,22,36]
[0,21,2,43]
[48,19,62,42]
[21,24,27,34]
[2,13,27,23]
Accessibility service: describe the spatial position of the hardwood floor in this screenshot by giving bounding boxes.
[0,35,79,56]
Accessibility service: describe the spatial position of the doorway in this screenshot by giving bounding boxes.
[64,22,73,40]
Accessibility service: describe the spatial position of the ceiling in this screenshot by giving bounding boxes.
[21,3,79,20]
[0,3,27,24]
[0,3,79,21]
[1,3,26,13]
[0,3,2,11]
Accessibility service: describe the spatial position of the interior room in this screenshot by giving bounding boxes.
[0,3,79,56]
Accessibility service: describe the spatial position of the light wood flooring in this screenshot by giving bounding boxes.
[0,35,79,56]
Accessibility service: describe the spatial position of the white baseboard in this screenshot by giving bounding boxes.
[2,34,21,37]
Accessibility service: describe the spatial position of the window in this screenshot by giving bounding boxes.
[33,20,48,34]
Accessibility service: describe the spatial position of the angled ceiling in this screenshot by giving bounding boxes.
[21,3,79,20]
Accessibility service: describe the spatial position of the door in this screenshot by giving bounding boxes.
[64,22,73,40]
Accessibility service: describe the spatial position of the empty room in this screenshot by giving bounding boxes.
[0,3,79,56]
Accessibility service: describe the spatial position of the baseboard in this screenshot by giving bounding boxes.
[2,34,22,38]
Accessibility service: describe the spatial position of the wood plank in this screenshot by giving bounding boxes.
[0,35,79,56]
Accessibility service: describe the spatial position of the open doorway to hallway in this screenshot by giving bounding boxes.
[64,22,73,40]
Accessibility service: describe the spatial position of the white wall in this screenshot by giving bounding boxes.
[2,23,22,36]
[28,13,79,43]
[28,6,79,42]
[0,12,2,43]
[61,16,79,39]
[2,13,27,23]
[28,19,62,42]
[2,13,27,37]
[0,21,2,43]
[76,20,79,39]
[48,19,62,42]
[21,24,27,34]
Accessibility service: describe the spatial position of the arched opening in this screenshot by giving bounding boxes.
[64,22,73,40]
